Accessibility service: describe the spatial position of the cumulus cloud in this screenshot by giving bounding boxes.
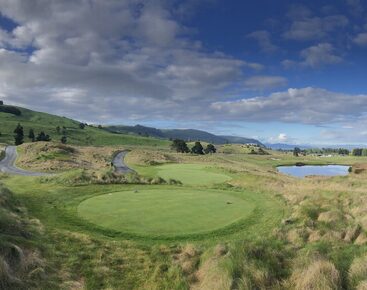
[277,133,288,142]
[0,0,262,122]
[283,43,342,68]
[210,87,367,124]
[244,76,288,90]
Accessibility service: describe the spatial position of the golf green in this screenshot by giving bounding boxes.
[78,188,255,236]
[156,164,231,185]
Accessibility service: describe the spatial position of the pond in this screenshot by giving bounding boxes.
[277,165,350,178]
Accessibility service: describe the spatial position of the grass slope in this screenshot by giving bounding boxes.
[0,107,169,147]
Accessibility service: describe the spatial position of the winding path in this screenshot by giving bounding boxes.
[0,146,50,176]
[0,146,133,176]
[112,151,135,174]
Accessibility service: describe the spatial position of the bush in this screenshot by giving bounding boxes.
[168,179,182,185]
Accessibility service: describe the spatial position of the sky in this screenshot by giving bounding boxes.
[0,0,367,145]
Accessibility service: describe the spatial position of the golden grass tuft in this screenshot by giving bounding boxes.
[349,254,367,289]
[317,210,342,224]
[356,280,367,290]
[191,256,231,290]
[354,232,367,245]
[289,260,340,290]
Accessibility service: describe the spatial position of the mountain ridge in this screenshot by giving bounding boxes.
[104,125,265,146]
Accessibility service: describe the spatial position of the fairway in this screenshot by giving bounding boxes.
[78,188,254,236]
[156,164,231,185]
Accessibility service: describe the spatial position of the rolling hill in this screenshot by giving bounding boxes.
[0,103,263,147]
[0,104,169,147]
[104,125,265,146]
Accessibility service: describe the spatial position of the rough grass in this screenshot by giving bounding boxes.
[0,185,57,290]
[16,142,119,172]
[349,254,367,289]
[289,260,341,290]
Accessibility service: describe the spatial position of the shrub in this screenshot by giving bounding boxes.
[168,179,182,185]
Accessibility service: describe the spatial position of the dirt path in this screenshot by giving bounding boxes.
[112,151,135,174]
[0,146,50,176]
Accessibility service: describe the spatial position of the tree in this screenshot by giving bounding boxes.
[79,123,86,129]
[61,136,67,144]
[171,139,190,153]
[14,123,24,145]
[28,129,35,142]
[352,148,363,156]
[293,147,301,157]
[204,143,216,154]
[338,148,349,155]
[36,131,51,142]
[191,141,204,155]
[56,126,61,134]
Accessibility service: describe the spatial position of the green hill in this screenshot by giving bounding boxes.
[0,105,169,147]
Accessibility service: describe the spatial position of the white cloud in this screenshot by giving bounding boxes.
[283,43,342,68]
[0,0,263,123]
[277,133,288,142]
[210,87,367,124]
[244,76,287,90]
[283,9,349,41]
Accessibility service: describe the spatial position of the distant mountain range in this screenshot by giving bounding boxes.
[265,143,367,150]
[264,143,312,150]
[104,125,265,146]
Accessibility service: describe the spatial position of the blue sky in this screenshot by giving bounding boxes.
[0,0,367,145]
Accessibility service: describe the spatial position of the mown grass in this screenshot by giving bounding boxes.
[132,163,232,185]
[78,188,256,236]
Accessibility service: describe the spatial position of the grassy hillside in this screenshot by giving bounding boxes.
[0,184,57,289]
[0,106,169,147]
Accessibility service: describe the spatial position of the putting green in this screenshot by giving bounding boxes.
[78,189,255,236]
[156,164,231,185]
